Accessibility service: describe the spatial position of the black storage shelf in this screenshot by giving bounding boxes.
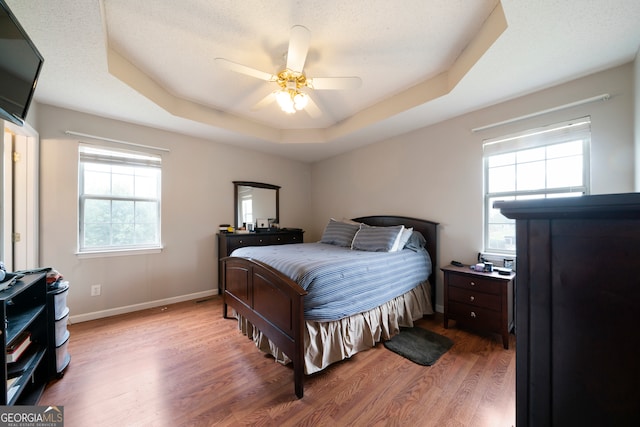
[1,273,53,405]
[6,345,46,405]
[6,305,46,344]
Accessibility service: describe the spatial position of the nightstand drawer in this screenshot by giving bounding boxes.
[447,272,502,295]
[448,287,501,311]
[448,301,502,331]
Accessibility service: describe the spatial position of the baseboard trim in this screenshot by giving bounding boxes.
[70,290,440,323]
[69,289,218,324]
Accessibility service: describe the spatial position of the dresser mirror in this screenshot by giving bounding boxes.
[233,181,280,229]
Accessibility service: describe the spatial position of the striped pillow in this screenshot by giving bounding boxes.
[352,224,405,252]
[320,219,361,247]
[405,231,427,251]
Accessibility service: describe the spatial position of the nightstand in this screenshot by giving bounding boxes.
[441,264,515,349]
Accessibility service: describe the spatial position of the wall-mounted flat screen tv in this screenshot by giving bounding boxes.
[0,0,44,127]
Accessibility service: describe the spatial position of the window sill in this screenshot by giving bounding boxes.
[480,252,517,269]
[76,246,163,259]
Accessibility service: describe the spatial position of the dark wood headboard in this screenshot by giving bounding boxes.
[352,215,439,307]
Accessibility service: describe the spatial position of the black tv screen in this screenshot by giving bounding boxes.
[0,0,43,127]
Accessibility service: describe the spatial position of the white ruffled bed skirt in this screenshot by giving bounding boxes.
[237,281,434,375]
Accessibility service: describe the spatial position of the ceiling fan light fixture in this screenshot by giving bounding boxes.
[276,89,296,113]
[293,91,308,110]
[218,25,361,117]
[276,88,308,114]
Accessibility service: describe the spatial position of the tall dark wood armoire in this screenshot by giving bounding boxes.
[495,193,640,427]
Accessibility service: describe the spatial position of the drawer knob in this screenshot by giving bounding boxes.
[470,281,476,286]
[469,295,475,302]
[470,311,477,318]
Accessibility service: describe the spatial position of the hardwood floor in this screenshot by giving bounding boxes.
[39,296,515,427]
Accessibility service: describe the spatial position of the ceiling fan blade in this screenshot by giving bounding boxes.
[307,76,362,90]
[304,94,322,118]
[251,91,277,111]
[286,25,311,73]
[215,58,276,82]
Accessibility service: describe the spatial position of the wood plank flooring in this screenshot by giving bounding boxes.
[39,296,515,427]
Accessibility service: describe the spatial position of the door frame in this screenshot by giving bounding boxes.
[2,120,39,271]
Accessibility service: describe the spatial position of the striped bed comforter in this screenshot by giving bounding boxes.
[231,242,432,321]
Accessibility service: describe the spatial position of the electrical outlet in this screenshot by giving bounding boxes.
[91,284,101,296]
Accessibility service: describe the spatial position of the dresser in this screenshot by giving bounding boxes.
[442,264,515,349]
[496,193,640,427]
[217,229,304,292]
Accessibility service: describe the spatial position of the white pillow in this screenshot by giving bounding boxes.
[390,227,413,252]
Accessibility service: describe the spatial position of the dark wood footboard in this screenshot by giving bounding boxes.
[222,256,308,398]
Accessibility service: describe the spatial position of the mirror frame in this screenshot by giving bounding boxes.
[233,181,280,229]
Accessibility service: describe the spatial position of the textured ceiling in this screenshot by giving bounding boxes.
[6,0,640,162]
[103,0,499,129]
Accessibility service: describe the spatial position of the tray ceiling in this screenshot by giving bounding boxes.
[6,0,640,162]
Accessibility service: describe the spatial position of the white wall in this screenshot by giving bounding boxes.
[310,63,636,311]
[33,63,637,319]
[37,105,312,321]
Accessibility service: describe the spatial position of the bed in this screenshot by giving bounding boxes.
[221,215,438,398]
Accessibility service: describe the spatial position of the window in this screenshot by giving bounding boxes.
[78,145,162,253]
[483,117,591,254]
[241,199,253,225]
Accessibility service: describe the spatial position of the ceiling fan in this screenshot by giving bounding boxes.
[215,25,362,117]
